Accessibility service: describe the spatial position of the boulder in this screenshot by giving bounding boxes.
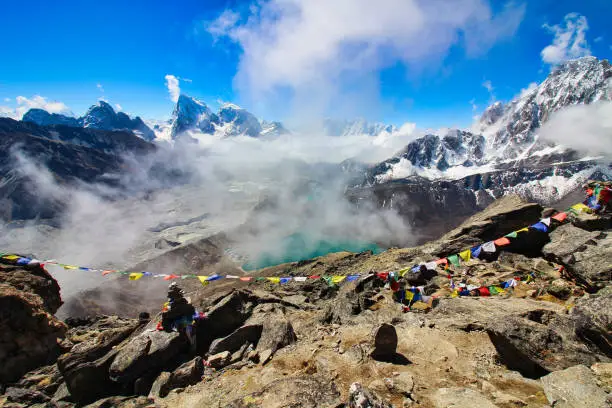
[568,211,612,231]
[3,387,51,405]
[431,387,498,408]
[370,323,398,359]
[207,351,231,369]
[0,262,66,384]
[348,382,393,408]
[565,233,612,290]
[148,372,171,398]
[226,375,342,407]
[541,365,608,408]
[542,223,603,263]
[196,290,255,353]
[208,324,263,355]
[57,321,140,405]
[148,357,204,398]
[109,330,189,384]
[0,283,66,384]
[256,318,296,353]
[423,195,543,257]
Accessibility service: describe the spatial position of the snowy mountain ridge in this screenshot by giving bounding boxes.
[369,56,611,185]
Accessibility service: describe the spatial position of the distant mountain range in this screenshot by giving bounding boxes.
[23,101,156,141]
[4,56,611,225]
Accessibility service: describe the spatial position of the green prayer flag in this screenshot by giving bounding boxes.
[448,254,461,267]
[505,231,518,238]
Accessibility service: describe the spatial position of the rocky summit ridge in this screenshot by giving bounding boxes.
[23,101,156,142]
[1,192,611,408]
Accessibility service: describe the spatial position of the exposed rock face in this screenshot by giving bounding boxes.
[541,365,609,408]
[348,382,393,408]
[22,108,80,127]
[0,261,65,384]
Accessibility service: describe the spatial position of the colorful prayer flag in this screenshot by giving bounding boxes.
[240,276,253,282]
[129,273,144,281]
[471,246,482,259]
[425,261,438,271]
[494,237,511,247]
[505,231,518,238]
[346,275,360,281]
[197,276,209,286]
[331,276,346,284]
[552,212,568,222]
[481,241,496,253]
[2,255,19,260]
[448,254,461,267]
[530,222,548,232]
[266,277,281,284]
[459,249,471,262]
[63,265,78,270]
[280,277,292,284]
[435,258,448,265]
[293,277,308,282]
[541,217,551,227]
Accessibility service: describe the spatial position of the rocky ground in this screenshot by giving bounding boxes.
[1,193,611,408]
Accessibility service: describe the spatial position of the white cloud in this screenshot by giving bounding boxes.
[12,95,72,119]
[164,74,180,103]
[539,101,612,157]
[518,82,538,99]
[482,80,493,93]
[207,0,525,116]
[594,36,603,43]
[541,13,591,65]
[3,97,10,102]
[97,83,104,93]
[115,103,123,111]
[0,105,17,119]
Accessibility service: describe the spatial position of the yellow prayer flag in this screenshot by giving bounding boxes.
[63,265,78,270]
[266,277,281,284]
[493,286,505,294]
[405,290,414,301]
[2,255,20,260]
[571,203,591,213]
[459,249,471,262]
[197,276,209,286]
[129,273,143,281]
[517,227,529,233]
[398,267,411,277]
[331,276,346,284]
[450,290,459,298]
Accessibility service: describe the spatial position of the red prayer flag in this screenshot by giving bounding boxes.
[309,275,321,279]
[239,276,253,282]
[552,212,568,222]
[494,237,511,247]
[164,274,179,281]
[436,258,448,265]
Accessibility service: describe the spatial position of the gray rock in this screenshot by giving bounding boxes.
[196,290,255,353]
[383,372,414,397]
[542,223,602,262]
[109,330,189,383]
[569,211,612,231]
[348,382,393,408]
[208,324,263,355]
[4,387,50,405]
[56,318,141,405]
[207,351,231,369]
[259,349,274,366]
[148,371,171,399]
[52,382,72,402]
[256,318,297,353]
[431,387,498,408]
[541,365,608,408]
[370,323,397,359]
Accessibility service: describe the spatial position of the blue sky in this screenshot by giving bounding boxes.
[0,0,611,129]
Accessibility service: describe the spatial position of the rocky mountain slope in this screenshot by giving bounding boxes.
[23,101,156,142]
[1,193,610,407]
[0,118,155,221]
[360,56,612,205]
[169,95,288,140]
